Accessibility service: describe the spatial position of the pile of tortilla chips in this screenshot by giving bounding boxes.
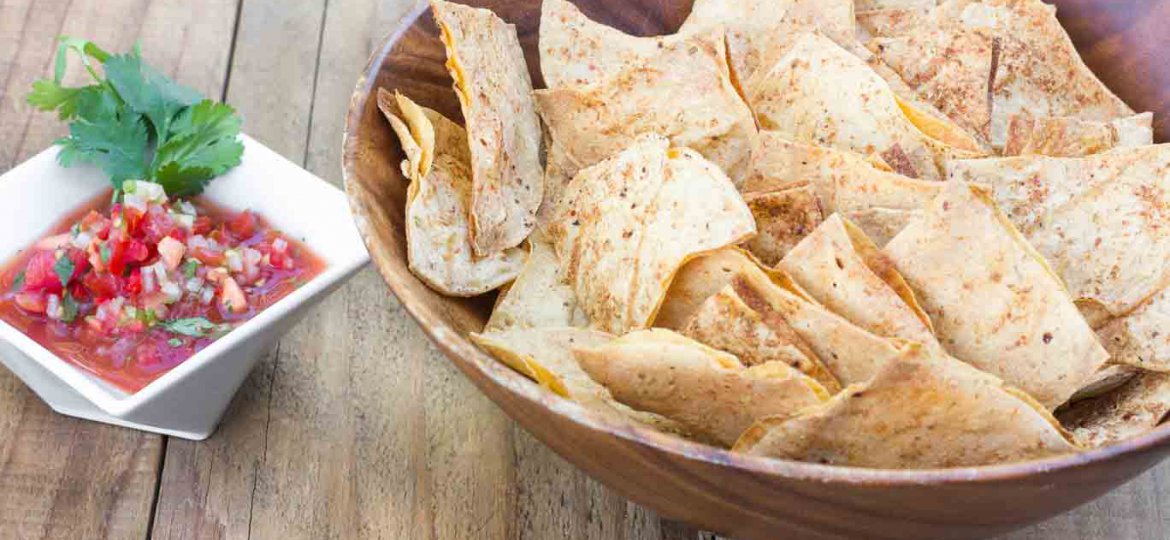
[378,0,1170,470]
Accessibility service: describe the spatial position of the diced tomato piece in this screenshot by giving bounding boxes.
[192,216,213,235]
[220,276,248,313]
[125,240,150,265]
[142,205,177,244]
[14,292,48,313]
[22,251,62,293]
[124,270,143,295]
[157,237,186,270]
[166,227,187,243]
[83,272,121,300]
[107,240,127,276]
[227,210,257,239]
[191,247,226,266]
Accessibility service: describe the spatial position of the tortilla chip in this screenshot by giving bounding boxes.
[884,181,1109,409]
[1070,364,1140,403]
[576,329,829,446]
[855,0,936,8]
[735,343,1079,468]
[382,94,525,296]
[657,247,893,385]
[843,207,921,247]
[680,282,843,393]
[377,89,427,180]
[1098,287,1170,372]
[856,8,930,38]
[747,33,978,181]
[947,145,1170,324]
[470,328,687,434]
[546,136,755,335]
[742,184,825,266]
[680,0,856,82]
[1060,371,1170,448]
[779,214,938,349]
[535,30,758,196]
[432,0,543,256]
[870,0,1135,147]
[486,235,589,332]
[1003,112,1154,157]
[538,0,669,88]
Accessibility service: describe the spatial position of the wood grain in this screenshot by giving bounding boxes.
[0,0,239,538]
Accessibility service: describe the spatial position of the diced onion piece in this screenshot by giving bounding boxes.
[158,237,186,270]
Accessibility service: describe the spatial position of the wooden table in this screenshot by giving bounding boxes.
[1,1,1167,538]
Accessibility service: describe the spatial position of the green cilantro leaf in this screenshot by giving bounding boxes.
[59,292,79,323]
[53,255,75,287]
[103,52,202,140]
[167,337,184,348]
[161,317,218,338]
[182,259,199,279]
[54,37,110,83]
[100,245,112,266]
[56,112,149,188]
[10,271,25,292]
[152,101,244,196]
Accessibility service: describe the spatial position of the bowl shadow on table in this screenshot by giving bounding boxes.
[340,1,1170,538]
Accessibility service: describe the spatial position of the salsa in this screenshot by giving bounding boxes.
[0,181,326,393]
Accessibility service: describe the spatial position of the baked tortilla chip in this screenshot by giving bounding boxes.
[432,0,543,255]
[485,234,589,332]
[535,30,757,196]
[856,7,930,38]
[747,33,979,181]
[742,184,824,266]
[680,0,856,82]
[470,328,686,434]
[538,0,668,88]
[381,93,525,296]
[884,181,1109,409]
[735,343,1079,468]
[659,248,905,385]
[780,214,938,349]
[947,145,1170,324]
[547,136,755,335]
[743,134,942,242]
[870,0,1135,147]
[576,329,829,447]
[1004,112,1154,157]
[1098,288,1170,372]
[680,281,843,393]
[1060,371,1170,449]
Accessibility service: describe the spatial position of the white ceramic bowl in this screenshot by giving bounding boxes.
[0,135,369,440]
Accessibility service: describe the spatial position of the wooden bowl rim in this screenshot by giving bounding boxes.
[341,2,1170,486]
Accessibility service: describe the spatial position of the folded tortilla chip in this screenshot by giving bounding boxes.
[470,328,688,435]
[947,145,1170,324]
[680,0,856,82]
[381,93,525,296]
[870,0,1135,147]
[856,7,930,38]
[1003,112,1154,157]
[659,247,905,385]
[432,0,543,256]
[576,329,829,446]
[742,184,825,266]
[884,181,1109,409]
[780,214,938,350]
[486,234,589,332]
[1060,371,1170,449]
[735,343,1079,468]
[743,134,942,242]
[535,30,757,196]
[547,136,755,335]
[1098,287,1170,372]
[747,33,979,181]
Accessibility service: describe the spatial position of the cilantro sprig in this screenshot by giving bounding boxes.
[27,37,244,198]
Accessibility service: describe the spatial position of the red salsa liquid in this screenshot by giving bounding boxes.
[0,185,326,393]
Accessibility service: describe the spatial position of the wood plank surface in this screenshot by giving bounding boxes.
[0,1,239,538]
[2,0,1170,539]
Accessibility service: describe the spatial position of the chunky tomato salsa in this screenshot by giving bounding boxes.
[0,182,325,393]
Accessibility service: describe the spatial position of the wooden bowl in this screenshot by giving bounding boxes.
[342,2,1170,538]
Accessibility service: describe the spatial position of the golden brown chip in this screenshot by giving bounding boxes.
[1060,371,1170,448]
[575,329,829,447]
[870,0,1135,147]
[432,0,543,256]
[382,93,525,296]
[779,214,938,349]
[546,136,755,335]
[654,248,769,331]
[735,343,1079,468]
[485,235,589,332]
[535,30,757,197]
[742,184,824,266]
[842,207,921,247]
[471,328,687,434]
[1003,113,1154,157]
[538,0,669,88]
[884,181,1109,409]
